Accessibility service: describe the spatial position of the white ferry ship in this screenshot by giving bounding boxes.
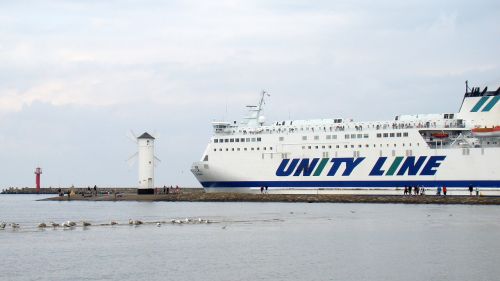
[191,83,500,193]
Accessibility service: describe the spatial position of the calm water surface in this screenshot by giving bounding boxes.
[1,195,499,281]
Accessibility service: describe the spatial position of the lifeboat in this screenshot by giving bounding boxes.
[431,132,449,139]
[472,126,500,137]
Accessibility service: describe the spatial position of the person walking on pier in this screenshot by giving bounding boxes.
[443,186,447,196]
[436,186,442,196]
[469,185,474,196]
[404,186,408,195]
[408,186,412,195]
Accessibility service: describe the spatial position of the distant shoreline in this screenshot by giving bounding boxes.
[39,192,500,205]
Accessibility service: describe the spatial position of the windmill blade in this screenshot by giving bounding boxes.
[152,130,160,140]
[126,152,138,167]
[154,156,161,167]
[126,130,138,143]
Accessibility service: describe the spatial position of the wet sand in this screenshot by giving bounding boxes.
[41,192,500,205]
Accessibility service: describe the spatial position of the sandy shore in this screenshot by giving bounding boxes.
[40,192,500,205]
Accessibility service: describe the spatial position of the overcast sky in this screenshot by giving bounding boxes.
[0,0,499,188]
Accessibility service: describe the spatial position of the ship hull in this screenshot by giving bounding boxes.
[192,147,500,193]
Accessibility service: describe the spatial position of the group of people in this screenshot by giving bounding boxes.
[161,185,181,194]
[403,185,425,195]
[403,184,479,196]
[260,186,269,194]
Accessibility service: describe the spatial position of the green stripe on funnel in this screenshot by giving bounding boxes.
[471,96,489,112]
[482,96,499,112]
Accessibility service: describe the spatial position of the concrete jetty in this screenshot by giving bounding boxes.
[40,192,500,205]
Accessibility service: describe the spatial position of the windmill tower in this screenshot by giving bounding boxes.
[128,132,159,195]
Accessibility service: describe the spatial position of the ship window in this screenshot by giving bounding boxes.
[365,144,369,147]
[351,134,356,139]
[314,136,319,140]
[302,136,307,140]
[244,148,247,151]
[251,148,254,151]
[270,147,273,150]
[397,133,402,137]
[214,139,219,143]
[226,148,228,151]
[219,148,222,151]
[358,144,362,148]
[409,143,412,147]
[263,147,266,150]
[246,138,250,142]
[237,148,240,151]
[214,149,216,151]
[328,145,332,148]
[333,135,337,139]
[241,138,245,142]
[336,145,340,148]
[257,137,261,142]
[326,135,331,140]
[315,146,319,149]
[403,132,409,137]
[394,144,397,147]
[224,139,229,142]
[257,147,260,150]
[390,133,395,137]
[279,137,284,141]
[230,138,234,142]
[345,134,350,139]
[344,145,348,148]
[232,148,234,151]
[235,138,239,142]
[351,145,354,148]
[302,146,305,149]
[252,138,256,142]
[322,145,325,148]
[377,133,382,138]
[308,146,311,149]
[383,133,388,138]
[357,134,362,138]
[363,134,369,138]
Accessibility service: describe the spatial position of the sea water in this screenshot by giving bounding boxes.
[1,195,499,281]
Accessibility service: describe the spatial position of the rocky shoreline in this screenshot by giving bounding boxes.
[40,192,500,205]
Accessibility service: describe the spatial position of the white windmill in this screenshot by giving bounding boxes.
[127,131,161,195]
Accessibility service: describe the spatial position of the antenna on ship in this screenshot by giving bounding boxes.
[465,80,471,94]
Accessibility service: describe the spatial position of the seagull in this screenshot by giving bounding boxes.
[110,221,118,225]
[198,218,202,223]
[38,223,47,228]
[50,222,60,227]
[156,222,161,227]
[0,222,6,229]
[83,221,91,227]
[184,218,190,223]
[11,223,20,229]
[129,219,133,225]
[221,225,227,230]
[133,220,143,225]
[63,221,76,227]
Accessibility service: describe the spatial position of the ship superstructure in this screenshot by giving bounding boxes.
[191,84,500,193]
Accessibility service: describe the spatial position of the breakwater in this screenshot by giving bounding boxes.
[41,192,500,205]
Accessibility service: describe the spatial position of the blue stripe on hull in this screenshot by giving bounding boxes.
[201,180,500,188]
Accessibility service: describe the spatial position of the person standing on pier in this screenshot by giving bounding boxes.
[469,185,473,196]
[443,186,447,196]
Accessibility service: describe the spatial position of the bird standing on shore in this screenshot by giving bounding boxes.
[0,222,6,229]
